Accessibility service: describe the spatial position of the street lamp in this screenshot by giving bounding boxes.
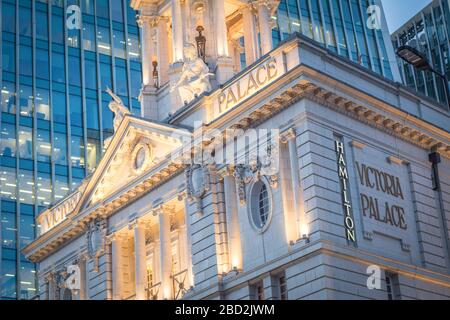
[396,45,450,109]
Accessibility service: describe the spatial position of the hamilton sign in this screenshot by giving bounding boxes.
[38,191,82,235]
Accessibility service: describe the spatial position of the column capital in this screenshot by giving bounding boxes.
[137,14,162,28]
[280,127,296,144]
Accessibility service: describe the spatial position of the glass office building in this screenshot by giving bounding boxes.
[0,0,142,299]
[272,0,399,81]
[392,0,450,109]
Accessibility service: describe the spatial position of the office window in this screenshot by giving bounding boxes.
[2,2,16,33]
[2,41,15,73]
[279,276,288,300]
[71,135,85,168]
[54,175,70,201]
[70,94,83,128]
[86,98,99,130]
[54,132,68,165]
[18,126,33,160]
[19,85,33,117]
[300,0,313,38]
[97,26,112,55]
[19,45,33,76]
[52,13,64,43]
[85,59,98,89]
[19,5,32,37]
[113,31,126,59]
[0,123,16,158]
[332,0,348,57]
[52,52,66,83]
[81,0,94,14]
[69,56,82,86]
[36,172,52,207]
[67,28,80,48]
[87,138,100,172]
[18,170,34,204]
[19,262,36,300]
[52,91,67,124]
[342,0,359,62]
[96,0,109,19]
[102,99,113,139]
[1,211,16,249]
[19,214,35,249]
[112,0,124,22]
[321,0,337,51]
[36,88,50,120]
[0,259,17,299]
[128,33,141,61]
[0,167,16,201]
[37,129,51,162]
[100,62,113,90]
[310,0,325,44]
[36,49,50,80]
[130,69,142,99]
[36,10,49,40]
[115,65,129,96]
[1,82,16,114]
[83,22,96,51]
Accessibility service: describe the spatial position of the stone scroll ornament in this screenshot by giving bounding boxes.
[186,164,211,215]
[170,43,213,104]
[86,217,107,272]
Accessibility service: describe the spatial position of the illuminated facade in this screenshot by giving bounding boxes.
[392,0,450,109]
[23,0,450,300]
[0,0,142,299]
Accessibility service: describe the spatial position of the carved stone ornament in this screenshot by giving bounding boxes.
[104,87,132,148]
[131,138,154,174]
[86,218,107,271]
[233,142,280,205]
[186,164,211,214]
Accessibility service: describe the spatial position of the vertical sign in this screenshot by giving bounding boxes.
[335,139,357,244]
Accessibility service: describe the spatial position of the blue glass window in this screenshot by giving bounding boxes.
[0,123,16,158]
[2,41,15,73]
[84,59,98,89]
[0,167,17,201]
[1,82,16,114]
[71,135,85,168]
[19,45,33,76]
[130,69,142,98]
[115,65,128,96]
[19,85,33,117]
[0,259,17,298]
[69,56,81,86]
[19,5,32,37]
[1,211,16,249]
[2,2,16,33]
[81,0,94,14]
[69,94,83,128]
[36,172,52,207]
[18,126,33,160]
[97,26,112,55]
[52,14,64,43]
[82,22,96,51]
[113,31,126,59]
[100,62,112,90]
[52,52,66,83]
[36,88,50,121]
[86,98,99,130]
[52,91,67,124]
[19,261,36,300]
[37,129,51,162]
[112,0,124,22]
[55,175,70,201]
[36,49,50,80]
[18,170,34,204]
[96,0,109,19]
[36,10,49,40]
[54,132,68,165]
[127,33,141,62]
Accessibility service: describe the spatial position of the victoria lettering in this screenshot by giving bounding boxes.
[40,192,81,234]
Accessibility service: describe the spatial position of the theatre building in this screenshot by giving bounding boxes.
[23,0,450,300]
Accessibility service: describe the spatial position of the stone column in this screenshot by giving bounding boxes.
[171,0,184,62]
[182,195,194,288]
[110,234,123,300]
[133,220,147,300]
[158,208,173,299]
[157,17,170,86]
[214,0,234,83]
[223,167,243,270]
[257,1,273,55]
[242,5,259,66]
[137,15,156,87]
[78,255,88,300]
[283,128,306,239]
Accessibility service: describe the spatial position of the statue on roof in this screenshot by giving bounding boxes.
[106,87,131,132]
[170,43,212,104]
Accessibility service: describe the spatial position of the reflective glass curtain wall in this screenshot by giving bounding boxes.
[0,0,142,299]
[392,0,450,109]
[273,0,395,80]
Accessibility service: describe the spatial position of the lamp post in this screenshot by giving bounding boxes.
[396,45,450,110]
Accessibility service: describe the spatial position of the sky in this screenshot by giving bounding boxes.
[381,0,432,33]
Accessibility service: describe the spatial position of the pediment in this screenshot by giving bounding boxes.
[78,116,192,212]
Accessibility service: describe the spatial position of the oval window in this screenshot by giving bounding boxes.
[249,180,272,231]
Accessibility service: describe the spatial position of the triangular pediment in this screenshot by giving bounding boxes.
[76,116,192,213]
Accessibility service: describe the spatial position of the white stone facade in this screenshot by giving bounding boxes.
[23,1,450,300]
